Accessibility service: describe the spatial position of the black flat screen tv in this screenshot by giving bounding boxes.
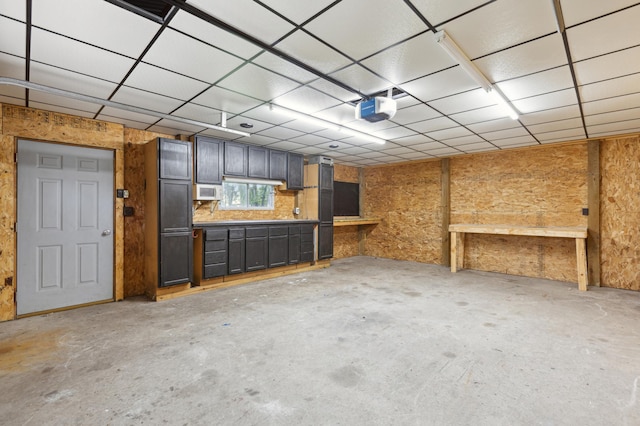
[333,181,359,216]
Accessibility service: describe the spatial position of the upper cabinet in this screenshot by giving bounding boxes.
[248,146,269,179]
[287,153,304,190]
[224,141,248,177]
[269,149,287,181]
[191,140,304,190]
[194,136,223,184]
[159,138,191,180]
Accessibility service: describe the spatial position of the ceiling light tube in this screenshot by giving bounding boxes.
[488,87,519,120]
[270,104,386,145]
[435,30,492,92]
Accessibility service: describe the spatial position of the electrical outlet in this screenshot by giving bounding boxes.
[293,207,300,215]
[582,208,589,216]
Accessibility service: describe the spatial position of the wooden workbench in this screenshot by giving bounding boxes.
[449,224,588,291]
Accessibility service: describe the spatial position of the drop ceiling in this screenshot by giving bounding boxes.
[1,0,640,166]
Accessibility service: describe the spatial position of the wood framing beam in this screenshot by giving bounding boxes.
[441,158,451,266]
[587,139,601,286]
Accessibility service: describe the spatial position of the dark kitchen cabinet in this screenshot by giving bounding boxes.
[228,227,246,275]
[194,136,223,184]
[288,225,301,264]
[269,226,289,268]
[203,228,228,279]
[248,146,269,179]
[318,224,334,260]
[318,163,334,260]
[286,153,304,190]
[144,138,193,290]
[246,226,268,272]
[269,150,287,181]
[224,141,247,177]
[300,224,314,262]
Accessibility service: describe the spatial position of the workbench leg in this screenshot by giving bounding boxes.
[576,238,588,291]
[451,232,457,273]
[459,232,465,270]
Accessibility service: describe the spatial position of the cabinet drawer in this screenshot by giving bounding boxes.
[229,228,245,239]
[246,227,268,238]
[204,251,226,265]
[204,264,227,279]
[205,228,227,241]
[269,226,288,237]
[204,240,227,252]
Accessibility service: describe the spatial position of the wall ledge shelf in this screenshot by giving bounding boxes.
[333,217,381,227]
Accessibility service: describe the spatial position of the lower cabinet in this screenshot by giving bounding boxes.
[160,232,193,287]
[246,227,268,272]
[197,221,318,281]
[318,224,333,260]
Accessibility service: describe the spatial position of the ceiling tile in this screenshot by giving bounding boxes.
[293,146,328,155]
[110,86,184,114]
[198,128,244,140]
[30,62,117,99]
[582,92,640,116]
[497,66,574,101]
[225,116,274,133]
[336,146,374,155]
[379,146,417,155]
[459,142,497,152]
[585,108,640,126]
[361,32,454,85]
[467,117,521,133]
[566,5,640,61]
[218,63,302,102]
[427,126,473,141]
[233,134,278,146]
[391,134,436,146]
[328,64,390,98]
[479,126,529,142]
[257,126,304,140]
[32,0,160,58]
[512,89,578,114]
[98,106,157,127]
[187,0,295,45]
[358,151,393,159]
[314,104,360,125]
[0,16,25,56]
[428,88,495,115]
[412,141,449,151]
[309,79,362,103]
[580,73,640,103]
[527,118,585,134]
[259,0,337,24]
[391,104,441,125]
[172,103,223,125]
[492,136,538,147]
[304,0,426,60]
[560,0,638,26]
[587,119,640,137]
[0,1,25,20]
[396,152,434,160]
[144,28,244,84]
[400,67,479,102]
[406,116,457,133]
[518,104,581,126]
[147,119,206,135]
[253,53,321,85]
[0,95,23,106]
[191,86,264,115]
[272,86,342,114]
[265,141,307,151]
[28,92,101,116]
[371,126,416,140]
[535,128,586,142]
[412,0,490,26]
[573,45,640,85]
[475,34,567,84]
[445,135,486,146]
[0,53,25,99]
[273,30,352,75]
[424,147,464,156]
[31,28,135,82]
[289,134,332,145]
[436,0,557,58]
[169,10,261,59]
[124,63,210,102]
[449,104,512,125]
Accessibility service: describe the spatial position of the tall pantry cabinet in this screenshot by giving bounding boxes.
[302,162,334,260]
[144,138,193,295]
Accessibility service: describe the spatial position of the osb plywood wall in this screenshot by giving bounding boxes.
[333,164,361,259]
[363,160,443,264]
[600,136,640,290]
[450,143,588,282]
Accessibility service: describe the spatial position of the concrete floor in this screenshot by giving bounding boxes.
[1,256,640,425]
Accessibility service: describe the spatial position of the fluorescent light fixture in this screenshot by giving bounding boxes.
[224,176,283,186]
[270,104,386,144]
[435,30,519,120]
[551,0,565,33]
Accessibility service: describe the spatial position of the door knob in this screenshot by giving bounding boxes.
[102,229,112,236]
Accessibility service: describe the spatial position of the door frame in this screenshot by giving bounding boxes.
[15,138,119,318]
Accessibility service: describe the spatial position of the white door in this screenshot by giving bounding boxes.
[17,140,114,315]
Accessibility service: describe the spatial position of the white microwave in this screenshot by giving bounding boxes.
[193,184,222,201]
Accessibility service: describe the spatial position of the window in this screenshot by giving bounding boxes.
[220,181,275,210]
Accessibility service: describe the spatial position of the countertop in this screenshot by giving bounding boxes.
[193,219,319,227]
